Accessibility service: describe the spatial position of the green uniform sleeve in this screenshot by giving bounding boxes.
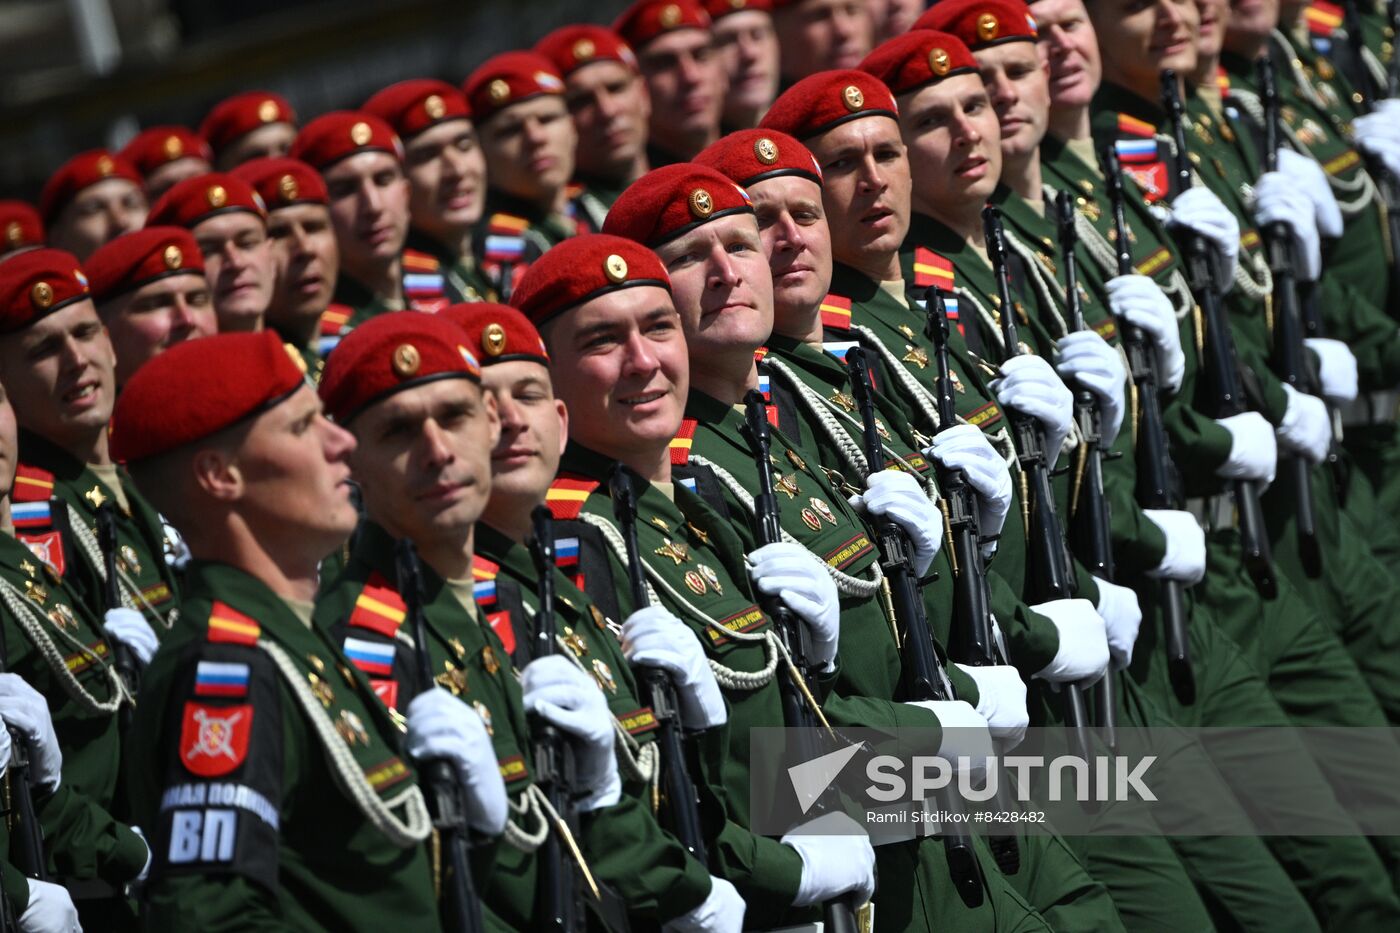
[987,571,1059,677]
[0,859,28,917]
[580,792,712,925]
[1162,393,1236,497]
[34,781,148,885]
[1314,277,1400,390]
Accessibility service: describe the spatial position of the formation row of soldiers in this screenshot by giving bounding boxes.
[0,0,1399,928]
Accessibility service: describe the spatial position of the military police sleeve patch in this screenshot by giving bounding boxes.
[154,641,283,893]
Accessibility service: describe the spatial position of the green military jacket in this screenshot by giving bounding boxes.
[672,383,981,717]
[1040,133,1237,491]
[329,246,453,333]
[405,228,497,304]
[821,262,1064,674]
[1090,81,1292,426]
[13,430,179,636]
[128,560,442,931]
[316,521,710,929]
[1298,0,1396,99]
[473,190,580,303]
[0,530,148,888]
[548,444,816,929]
[1217,50,1400,388]
[569,176,626,233]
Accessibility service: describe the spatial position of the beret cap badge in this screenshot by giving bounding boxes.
[350,122,373,146]
[930,47,951,76]
[424,94,447,119]
[488,79,511,103]
[842,85,865,112]
[660,3,682,27]
[604,253,630,282]
[278,174,299,201]
[483,323,508,356]
[206,185,228,209]
[258,99,280,122]
[392,343,421,377]
[30,282,53,310]
[754,137,779,164]
[573,38,596,60]
[163,135,184,160]
[688,188,714,218]
[163,245,183,269]
[977,13,999,41]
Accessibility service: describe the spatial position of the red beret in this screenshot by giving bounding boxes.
[860,32,980,98]
[512,234,670,325]
[694,129,822,188]
[612,0,712,49]
[0,249,91,333]
[86,227,204,303]
[319,312,482,424]
[200,92,297,156]
[231,157,328,210]
[913,0,1039,47]
[438,302,550,365]
[291,112,404,172]
[535,25,640,77]
[147,172,267,230]
[702,0,773,19]
[363,80,473,140]
[39,150,143,223]
[111,331,306,463]
[602,163,754,246]
[463,52,566,124]
[119,126,213,178]
[760,70,898,141]
[0,202,44,253]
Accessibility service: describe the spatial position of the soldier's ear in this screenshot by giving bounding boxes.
[554,398,569,458]
[191,446,244,502]
[483,391,502,448]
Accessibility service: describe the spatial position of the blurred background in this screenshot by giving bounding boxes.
[0,0,607,198]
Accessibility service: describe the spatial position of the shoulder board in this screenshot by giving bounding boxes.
[12,465,55,504]
[546,473,602,520]
[670,418,699,466]
[401,249,441,273]
[819,292,853,332]
[1305,1,1343,36]
[319,304,352,337]
[912,247,955,289]
[471,555,500,580]
[1116,113,1157,139]
[208,601,261,645]
[348,572,407,639]
[565,181,585,199]
[488,212,530,235]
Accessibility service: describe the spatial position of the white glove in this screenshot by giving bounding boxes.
[1168,187,1240,286]
[522,656,621,812]
[782,811,876,907]
[747,542,840,672]
[622,606,727,730]
[1105,274,1185,393]
[847,469,944,577]
[1277,383,1330,465]
[19,879,80,933]
[103,607,158,667]
[1304,337,1358,405]
[1215,411,1278,483]
[1252,172,1321,281]
[1353,112,1400,176]
[923,424,1013,550]
[1054,330,1127,446]
[663,876,746,932]
[405,688,509,833]
[0,719,10,779]
[1143,509,1206,584]
[1092,576,1142,670]
[950,664,1029,750]
[0,674,62,794]
[1030,598,1109,685]
[906,698,995,774]
[991,354,1074,465]
[1374,99,1400,119]
[1276,148,1343,237]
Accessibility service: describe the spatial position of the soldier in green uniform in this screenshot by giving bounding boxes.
[86,226,217,389]
[0,251,161,928]
[536,25,653,227]
[146,171,276,335]
[292,110,452,332]
[117,329,486,931]
[314,308,738,929]
[515,234,889,929]
[232,156,343,376]
[364,79,497,304]
[463,53,588,303]
[0,248,178,642]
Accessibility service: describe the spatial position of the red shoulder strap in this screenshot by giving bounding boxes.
[912,247,955,290]
[12,465,55,503]
[208,601,261,645]
[545,473,601,520]
[348,571,407,639]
